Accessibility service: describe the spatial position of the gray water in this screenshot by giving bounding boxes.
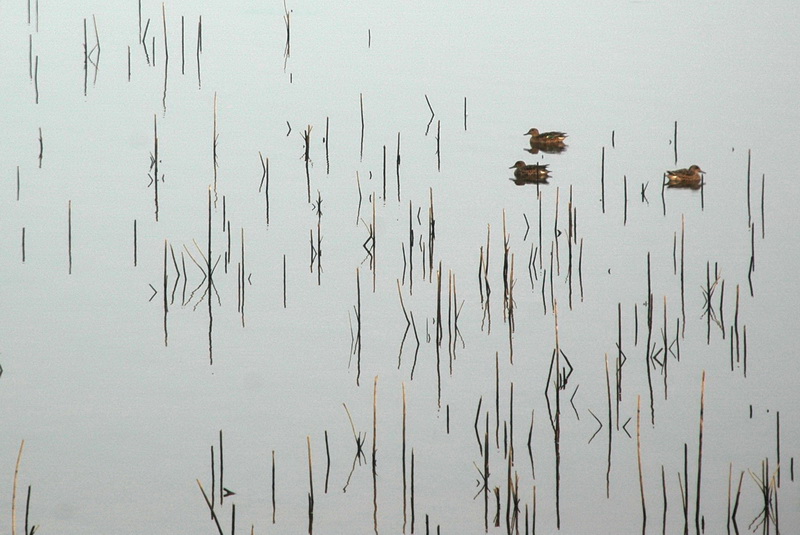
[1,1,799,533]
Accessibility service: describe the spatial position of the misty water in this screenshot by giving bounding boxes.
[1,1,799,533]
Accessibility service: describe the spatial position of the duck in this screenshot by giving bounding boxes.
[510,161,550,182]
[525,128,568,145]
[665,165,704,188]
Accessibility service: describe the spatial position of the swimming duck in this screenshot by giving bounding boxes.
[525,128,568,145]
[666,165,704,187]
[510,161,550,182]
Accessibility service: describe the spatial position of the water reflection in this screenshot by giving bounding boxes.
[510,161,550,185]
[510,175,550,186]
[526,144,567,155]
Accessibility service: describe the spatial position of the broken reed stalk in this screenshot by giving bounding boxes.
[307,436,314,533]
[258,152,270,223]
[484,414,490,533]
[152,114,160,221]
[356,267,362,386]
[34,56,38,103]
[645,253,655,425]
[553,301,562,530]
[726,463,733,534]
[428,189,435,282]
[360,93,365,161]
[396,132,401,201]
[210,446,215,519]
[495,351,500,449]
[731,470,743,528]
[402,383,408,532]
[181,16,185,74]
[527,410,535,479]
[464,97,467,130]
[382,144,387,201]
[746,149,752,227]
[672,232,677,275]
[637,395,646,534]
[68,200,72,274]
[411,449,415,534]
[21,228,26,263]
[213,93,218,201]
[553,189,560,276]
[776,411,781,487]
[624,175,628,225]
[161,3,168,63]
[207,187,213,364]
[92,14,101,54]
[372,377,379,532]
[272,450,276,523]
[748,223,755,297]
[605,353,612,498]
[240,228,246,324]
[83,18,88,93]
[196,16,202,87]
[600,147,605,213]
[408,201,414,294]
[673,121,678,164]
[734,285,740,363]
[12,439,25,535]
[283,1,290,57]
[163,240,169,346]
[760,174,767,240]
[219,430,224,505]
[324,117,330,174]
[705,263,712,344]
[372,195,377,291]
[196,479,224,535]
[303,125,312,203]
[743,325,747,377]
[662,466,667,535]
[509,383,515,459]
[24,485,33,535]
[424,94,435,135]
[578,237,584,302]
[663,296,668,398]
[283,254,287,308]
[323,431,330,494]
[447,272,453,373]
[436,120,441,171]
[436,263,442,407]
[682,443,689,534]
[695,371,705,535]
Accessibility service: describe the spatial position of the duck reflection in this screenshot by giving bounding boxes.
[526,144,567,155]
[510,161,550,185]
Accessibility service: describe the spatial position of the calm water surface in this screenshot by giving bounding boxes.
[1,1,798,533]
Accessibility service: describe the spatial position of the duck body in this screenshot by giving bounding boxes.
[666,164,704,187]
[510,160,550,183]
[525,128,568,145]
